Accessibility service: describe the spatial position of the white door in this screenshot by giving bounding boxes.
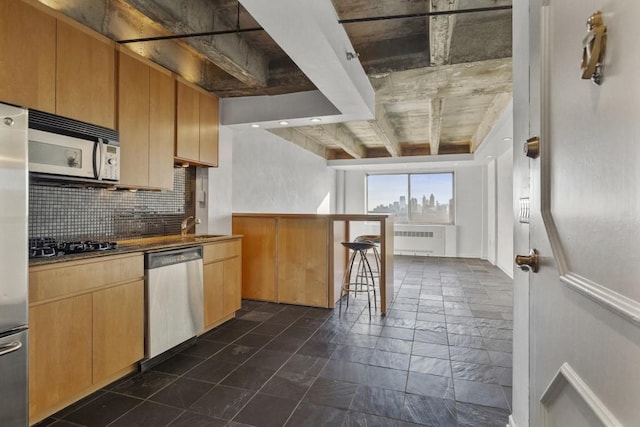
[517,1,640,426]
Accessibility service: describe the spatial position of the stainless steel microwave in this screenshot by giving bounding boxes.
[28,110,120,184]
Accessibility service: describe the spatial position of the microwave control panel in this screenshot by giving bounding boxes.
[101,144,120,181]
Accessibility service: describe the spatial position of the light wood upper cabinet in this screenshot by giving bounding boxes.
[199,91,219,166]
[118,50,174,190]
[148,67,176,190]
[56,20,116,129]
[118,51,150,188]
[176,81,200,162]
[176,80,219,167]
[0,0,56,112]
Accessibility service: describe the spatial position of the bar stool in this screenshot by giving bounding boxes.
[354,234,381,281]
[339,241,377,320]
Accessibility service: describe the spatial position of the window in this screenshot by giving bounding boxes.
[367,173,454,224]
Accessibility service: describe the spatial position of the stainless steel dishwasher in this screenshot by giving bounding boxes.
[143,246,204,369]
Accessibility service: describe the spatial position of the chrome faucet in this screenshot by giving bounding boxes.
[181,216,201,237]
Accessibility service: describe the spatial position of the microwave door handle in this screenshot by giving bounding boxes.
[94,138,105,180]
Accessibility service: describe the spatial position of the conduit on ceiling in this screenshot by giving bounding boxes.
[117,4,513,44]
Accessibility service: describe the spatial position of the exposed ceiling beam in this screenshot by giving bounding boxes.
[429,0,459,66]
[429,98,444,155]
[120,0,269,87]
[319,124,366,159]
[402,144,431,157]
[369,104,401,157]
[471,92,512,152]
[372,58,512,102]
[357,35,430,76]
[269,128,328,158]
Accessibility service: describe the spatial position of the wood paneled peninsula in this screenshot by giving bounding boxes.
[232,213,394,314]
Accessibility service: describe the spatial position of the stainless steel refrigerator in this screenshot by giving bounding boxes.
[0,102,29,426]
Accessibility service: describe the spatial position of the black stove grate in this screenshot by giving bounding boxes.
[29,238,118,259]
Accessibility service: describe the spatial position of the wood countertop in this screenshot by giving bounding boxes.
[29,234,242,267]
[233,213,391,221]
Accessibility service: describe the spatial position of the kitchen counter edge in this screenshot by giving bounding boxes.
[29,234,242,267]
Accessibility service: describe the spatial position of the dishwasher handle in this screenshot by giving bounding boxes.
[145,246,202,269]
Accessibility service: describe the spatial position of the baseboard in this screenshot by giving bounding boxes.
[497,261,514,279]
[508,414,518,427]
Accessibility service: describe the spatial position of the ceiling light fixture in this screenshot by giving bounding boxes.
[251,124,260,128]
[503,137,513,141]
[279,121,289,126]
[310,118,322,123]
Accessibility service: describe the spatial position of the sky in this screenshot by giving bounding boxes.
[367,173,453,209]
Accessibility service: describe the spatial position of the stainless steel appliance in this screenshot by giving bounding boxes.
[0,103,29,426]
[28,110,119,184]
[142,246,204,370]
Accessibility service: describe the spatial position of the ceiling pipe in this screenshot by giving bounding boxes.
[338,5,513,25]
[118,5,512,44]
[118,27,263,44]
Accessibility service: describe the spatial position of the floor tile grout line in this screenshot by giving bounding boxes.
[51,257,512,427]
[226,310,336,425]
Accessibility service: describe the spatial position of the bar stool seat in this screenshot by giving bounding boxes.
[339,241,377,320]
[354,234,382,281]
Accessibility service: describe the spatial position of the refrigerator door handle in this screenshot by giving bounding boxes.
[0,341,22,357]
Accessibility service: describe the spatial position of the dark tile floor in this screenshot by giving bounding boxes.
[38,256,513,427]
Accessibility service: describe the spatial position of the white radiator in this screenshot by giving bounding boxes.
[393,225,456,257]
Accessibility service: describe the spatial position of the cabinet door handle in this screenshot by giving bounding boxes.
[0,341,22,357]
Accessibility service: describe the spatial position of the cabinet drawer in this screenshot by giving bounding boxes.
[29,253,144,304]
[203,240,241,264]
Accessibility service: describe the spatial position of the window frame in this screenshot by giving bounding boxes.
[365,172,455,225]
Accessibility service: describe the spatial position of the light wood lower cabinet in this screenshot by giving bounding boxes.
[203,238,242,330]
[92,280,144,381]
[28,253,144,424]
[29,294,93,420]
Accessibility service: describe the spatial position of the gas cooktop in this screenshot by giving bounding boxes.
[29,237,118,259]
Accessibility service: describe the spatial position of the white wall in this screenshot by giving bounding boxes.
[341,165,485,258]
[197,126,234,235]
[454,166,485,258]
[486,159,497,264]
[496,147,514,276]
[232,130,336,213]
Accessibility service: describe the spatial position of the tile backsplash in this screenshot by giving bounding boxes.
[29,168,196,241]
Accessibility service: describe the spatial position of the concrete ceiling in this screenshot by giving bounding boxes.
[39,0,513,161]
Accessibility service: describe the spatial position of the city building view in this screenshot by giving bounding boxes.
[367,173,454,224]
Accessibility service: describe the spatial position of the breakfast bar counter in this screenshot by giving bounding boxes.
[232,213,394,314]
